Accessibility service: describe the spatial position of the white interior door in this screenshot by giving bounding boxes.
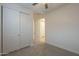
[20,12,32,48]
[3,7,20,53]
[0,4,1,55]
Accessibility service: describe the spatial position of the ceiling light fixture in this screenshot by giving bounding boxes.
[32,3,48,9]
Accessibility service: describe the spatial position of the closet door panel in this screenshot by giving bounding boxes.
[20,12,32,48]
[3,7,20,53]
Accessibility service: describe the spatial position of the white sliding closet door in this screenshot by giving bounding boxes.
[0,4,1,55]
[20,12,32,48]
[3,7,20,53]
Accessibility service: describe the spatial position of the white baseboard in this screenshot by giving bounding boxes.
[46,41,79,55]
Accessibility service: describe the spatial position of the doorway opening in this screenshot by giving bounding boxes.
[32,13,45,46]
[39,18,45,44]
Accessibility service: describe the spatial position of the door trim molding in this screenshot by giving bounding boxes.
[1,5,3,56]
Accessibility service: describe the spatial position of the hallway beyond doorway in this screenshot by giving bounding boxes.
[32,13,45,46]
[39,18,45,44]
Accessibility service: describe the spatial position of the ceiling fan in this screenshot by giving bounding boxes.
[32,3,48,9]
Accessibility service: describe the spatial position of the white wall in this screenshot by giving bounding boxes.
[46,4,79,54]
[3,4,31,14]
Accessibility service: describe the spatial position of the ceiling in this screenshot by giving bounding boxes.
[18,3,67,14]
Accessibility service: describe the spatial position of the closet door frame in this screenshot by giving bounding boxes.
[1,4,33,54]
[0,5,3,56]
[0,4,1,55]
